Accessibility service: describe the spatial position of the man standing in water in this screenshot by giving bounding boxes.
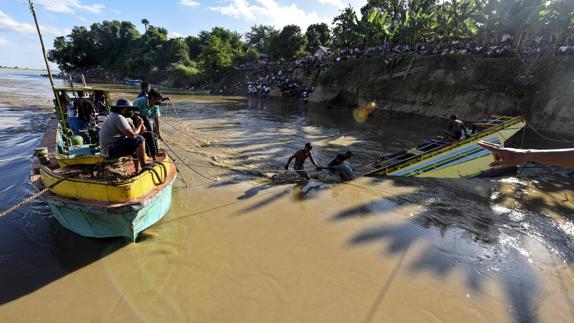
[285,143,321,180]
[443,115,468,140]
[325,151,355,181]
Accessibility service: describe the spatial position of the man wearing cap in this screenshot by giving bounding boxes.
[133,88,168,139]
[99,99,147,174]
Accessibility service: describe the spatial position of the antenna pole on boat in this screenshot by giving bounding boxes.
[28,0,55,89]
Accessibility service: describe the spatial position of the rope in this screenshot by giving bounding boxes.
[160,137,220,181]
[526,123,573,143]
[140,165,165,185]
[0,177,67,219]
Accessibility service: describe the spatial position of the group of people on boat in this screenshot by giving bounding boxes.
[98,82,169,174]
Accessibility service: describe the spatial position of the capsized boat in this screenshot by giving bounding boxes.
[31,88,177,241]
[364,115,526,178]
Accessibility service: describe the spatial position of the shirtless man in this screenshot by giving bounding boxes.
[285,143,321,180]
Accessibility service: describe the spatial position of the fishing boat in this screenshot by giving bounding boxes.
[364,115,526,178]
[31,88,177,241]
[26,0,177,241]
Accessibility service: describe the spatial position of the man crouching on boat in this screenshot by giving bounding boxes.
[99,99,147,174]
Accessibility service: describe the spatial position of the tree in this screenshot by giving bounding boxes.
[332,6,364,49]
[269,25,308,60]
[199,34,234,75]
[185,35,203,60]
[245,25,278,53]
[141,18,149,31]
[305,23,331,52]
[539,0,574,53]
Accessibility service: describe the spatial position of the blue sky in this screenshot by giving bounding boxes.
[0,0,366,69]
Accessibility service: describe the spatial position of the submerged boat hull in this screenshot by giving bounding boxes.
[42,175,176,241]
[366,116,526,178]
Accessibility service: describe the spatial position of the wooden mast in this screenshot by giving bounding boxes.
[28,0,67,124]
[28,0,55,89]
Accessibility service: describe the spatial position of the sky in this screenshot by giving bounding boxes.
[0,0,367,69]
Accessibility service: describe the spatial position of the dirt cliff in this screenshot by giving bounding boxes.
[308,55,574,134]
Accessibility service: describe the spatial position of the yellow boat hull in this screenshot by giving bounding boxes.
[40,156,175,203]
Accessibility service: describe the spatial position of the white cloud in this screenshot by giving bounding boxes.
[35,0,105,14]
[0,10,68,36]
[208,0,326,30]
[0,36,8,46]
[169,32,183,38]
[317,0,346,9]
[180,0,200,7]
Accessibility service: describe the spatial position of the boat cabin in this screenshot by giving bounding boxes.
[52,87,112,163]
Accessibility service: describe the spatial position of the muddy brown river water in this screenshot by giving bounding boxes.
[0,68,573,322]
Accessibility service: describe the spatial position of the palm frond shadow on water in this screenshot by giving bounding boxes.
[333,176,574,323]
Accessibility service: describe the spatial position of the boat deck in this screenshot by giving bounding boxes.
[365,116,524,176]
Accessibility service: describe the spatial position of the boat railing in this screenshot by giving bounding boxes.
[374,116,524,175]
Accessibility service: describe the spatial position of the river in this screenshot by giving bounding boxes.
[0,68,573,322]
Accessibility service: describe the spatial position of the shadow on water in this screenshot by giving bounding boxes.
[333,176,574,323]
[0,197,127,305]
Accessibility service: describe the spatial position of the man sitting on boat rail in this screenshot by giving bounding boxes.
[99,99,148,174]
[443,115,468,140]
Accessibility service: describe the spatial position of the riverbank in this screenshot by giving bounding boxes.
[308,55,574,135]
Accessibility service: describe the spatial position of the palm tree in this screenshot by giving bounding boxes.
[141,19,149,31]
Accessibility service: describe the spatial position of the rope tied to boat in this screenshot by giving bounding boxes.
[0,177,68,219]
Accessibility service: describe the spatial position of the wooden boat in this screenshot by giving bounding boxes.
[364,115,526,178]
[31,87,177,241]
[26,2,177,241]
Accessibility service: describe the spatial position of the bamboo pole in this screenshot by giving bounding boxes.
[28,0,55,89]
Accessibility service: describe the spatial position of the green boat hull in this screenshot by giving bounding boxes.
[44,176,176,241]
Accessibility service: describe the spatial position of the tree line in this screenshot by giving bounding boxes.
[48,0,574,86]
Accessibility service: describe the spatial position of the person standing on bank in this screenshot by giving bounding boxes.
[99,99,147,174]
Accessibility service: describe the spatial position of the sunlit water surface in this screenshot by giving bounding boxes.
[0,69,573,322]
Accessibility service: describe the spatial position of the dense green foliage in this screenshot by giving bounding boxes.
[48,0,574,86]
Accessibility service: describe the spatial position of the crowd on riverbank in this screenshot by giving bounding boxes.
[244,35,574,98]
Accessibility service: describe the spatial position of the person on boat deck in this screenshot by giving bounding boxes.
[93,90,108,115]
[285,143,321,181]
[137,82,151,99]
[99,99,147,174]
[442,115,468,140]
[478,141,574,170]
[74,91,97,143]
[126,112,159,162]
[324,151,355,181]
[75,91,96,126]
[60,93,83,135]
[133,89,169,139]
